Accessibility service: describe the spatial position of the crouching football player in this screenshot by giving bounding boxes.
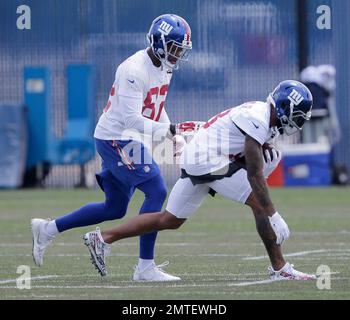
[83,80,317,281]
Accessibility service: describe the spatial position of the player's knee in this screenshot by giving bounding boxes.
[160,211,186,230]
[104,200,127,220]
[245,193,264,215]
[147,183,167,203]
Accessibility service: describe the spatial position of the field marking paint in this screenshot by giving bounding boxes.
[0,274,344,290]
[2,252,349,260]
[2,251,350,258]
[0,283,232,289]
[243,249,335,261]
[291,257,350,261]
[0,272,265,284]
[0,241,202,247]
[231,273,343,287]
[0,253,250,259]
[3,238,350,248]
[5,279,346,290]
[229,279,276,286]
[0,275,59,284]
[0,242,258,248]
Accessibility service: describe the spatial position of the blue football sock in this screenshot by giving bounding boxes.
[137,174,167,260]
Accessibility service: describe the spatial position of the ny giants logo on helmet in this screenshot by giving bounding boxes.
[287,89,304,107]
[158,21,173,35]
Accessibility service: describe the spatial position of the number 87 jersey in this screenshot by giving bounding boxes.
[94,49,173,142]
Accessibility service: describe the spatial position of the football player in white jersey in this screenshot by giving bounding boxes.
[31,14,202,281]
[84,80,318,281]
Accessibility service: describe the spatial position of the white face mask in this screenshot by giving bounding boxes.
[159,34,192,70]
[267,95,311,136]
[148,32,192,70]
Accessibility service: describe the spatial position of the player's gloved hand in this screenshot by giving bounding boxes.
[172,135,186,157]
[263,147,282,178]
[268,212,290,245]
[170,121,204,135]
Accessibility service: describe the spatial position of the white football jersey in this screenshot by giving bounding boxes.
[181,101,279,175]
[94,49,173,141]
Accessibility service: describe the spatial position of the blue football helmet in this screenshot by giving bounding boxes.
[147,14,192,70]
[268,80,313,135]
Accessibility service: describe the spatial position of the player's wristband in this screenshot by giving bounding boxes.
[169,124,176,136]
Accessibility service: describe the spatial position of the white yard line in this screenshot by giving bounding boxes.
[3,239,350,248]
[229,279,277,286]
[0,242,256,248]
[0,273,343,291]
[290,257,350,261]
[0,272,265,284]
[0,275,59,285]
[243,249,332,261]
[0,242,201,247]
[2,248,350,260]
[0,283,227,289]
[230,273,342,287]
[0,253,248,258]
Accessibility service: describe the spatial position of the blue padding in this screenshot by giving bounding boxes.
[67,65,93,120]
[54,64,95,164]
[65,119,91,140]
[284,153,331,186]
[0,105,27,188]
[23,67,51,168]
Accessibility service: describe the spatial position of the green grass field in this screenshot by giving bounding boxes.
[0,187,349,300]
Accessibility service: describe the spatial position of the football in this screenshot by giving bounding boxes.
[173,134,187,157]
[262,143,274,162]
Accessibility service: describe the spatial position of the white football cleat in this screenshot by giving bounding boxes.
[31,218,55,267]
[83,227,111,277]
[133,261,181,282]
[268,262,317,281]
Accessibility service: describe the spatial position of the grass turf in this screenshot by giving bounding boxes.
[0,187,349,300]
